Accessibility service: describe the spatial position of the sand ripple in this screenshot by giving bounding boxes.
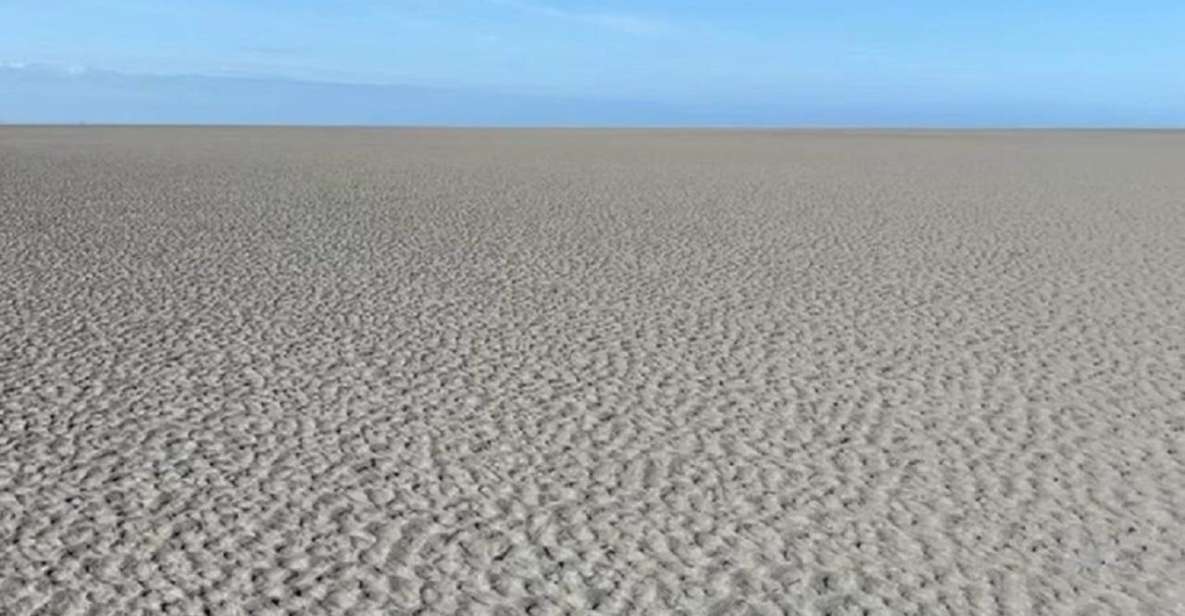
[2,128,1184,614]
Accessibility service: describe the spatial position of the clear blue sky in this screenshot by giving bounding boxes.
[2,1,1183,125]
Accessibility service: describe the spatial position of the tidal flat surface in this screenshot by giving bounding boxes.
[2,128,1184,614]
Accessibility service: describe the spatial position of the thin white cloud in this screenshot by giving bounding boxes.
[0,61,90,75]
[493,0,671,35]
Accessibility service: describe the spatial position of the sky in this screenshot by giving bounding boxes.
[2,1,1183,126]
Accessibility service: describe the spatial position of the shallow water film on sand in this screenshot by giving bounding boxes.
[2,128,1185,614]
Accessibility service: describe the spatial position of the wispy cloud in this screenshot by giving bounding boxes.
[0,61,89,75]
[493,0,672,35]
[240,46,310,56]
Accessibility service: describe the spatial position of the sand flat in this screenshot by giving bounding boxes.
[2,127,1184,614]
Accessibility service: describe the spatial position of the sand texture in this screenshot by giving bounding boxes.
[2,127,1185,615]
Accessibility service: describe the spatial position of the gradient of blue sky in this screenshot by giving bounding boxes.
[3,1,1183,124]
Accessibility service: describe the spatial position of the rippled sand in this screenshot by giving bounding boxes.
[2,128,1184,615]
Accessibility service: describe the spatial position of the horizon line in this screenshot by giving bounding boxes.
[2,123,1183,132]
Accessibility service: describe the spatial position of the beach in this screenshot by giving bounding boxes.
[2,127,1184,614]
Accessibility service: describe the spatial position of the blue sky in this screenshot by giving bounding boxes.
[2,1,1183,125]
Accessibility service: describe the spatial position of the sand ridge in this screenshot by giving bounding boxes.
[2,127,1185,614]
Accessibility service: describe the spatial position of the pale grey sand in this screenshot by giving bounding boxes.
[2,128,1184,615]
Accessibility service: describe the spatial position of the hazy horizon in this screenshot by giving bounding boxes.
[3,2,1183,127]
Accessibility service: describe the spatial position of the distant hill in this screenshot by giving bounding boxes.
[3,64,1178,127]
[0,64,697,126]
